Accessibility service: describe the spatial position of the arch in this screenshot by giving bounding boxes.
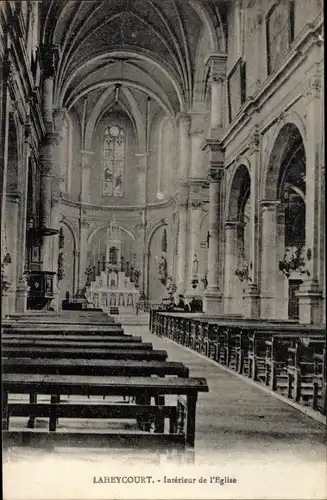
[87,224,136,245]
[262,114,307,200]
[226,164,251,221]
[66,79,174,118]
[60,218,78,251]
[59,50,185,112]
[85,86,144,151]
[145,219,173,254]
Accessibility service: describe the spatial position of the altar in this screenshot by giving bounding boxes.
[85,222,140,313]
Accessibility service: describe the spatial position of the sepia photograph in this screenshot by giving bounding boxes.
[0,1,325,499]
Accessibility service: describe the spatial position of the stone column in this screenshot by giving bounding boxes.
[186,200,203,296]
[0,56,11,251]
[39,133,58,271]
[260,200,280,319]
[244,130,261,319]
[204,54,227,137]
[210,74,225,131]
[80,149,94,204]
[16,129,32,313]
[203,167,224,314]
[76,219,89,297]
[223,221,239,314]
[190,128,205,177]
[177,114,191,179]
[175,202,188,294]
[297,74,323,324]
[40,45,58,130]
[4,193,19,314]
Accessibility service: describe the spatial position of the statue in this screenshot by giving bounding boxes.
[192,253,199,275]
[158,256,168,285]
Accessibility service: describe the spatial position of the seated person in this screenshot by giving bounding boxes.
[190,296,203,312]
[177,294,185,309]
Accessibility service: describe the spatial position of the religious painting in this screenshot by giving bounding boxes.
[103,125,125,197]
[266,0,295,75]
[227,58,247,123]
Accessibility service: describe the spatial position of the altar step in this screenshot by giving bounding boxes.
[109,307,119,315]
[117,312,150,326]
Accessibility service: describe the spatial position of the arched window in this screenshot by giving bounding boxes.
[103,125,125,197]
[60,112,72,193]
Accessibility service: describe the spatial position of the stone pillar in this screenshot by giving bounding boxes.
[16,132,32,313]
[223,221,239,314]
[244,130,261,319]
[190,129,204,177]
[80,149,94,204]
[39,133,58,271]
[175,202,188,294]
[204,54,227,137]
[76,219,89,297]
[260,200,280,319]
[177,114,191,179]
[0,55,11,253]
[40,45,58,130]
[143,252,149,299]
[73,250,80,296]
[4,193,19,314]
[297,74,323,324]
[186,200,203,296]
[210,74,225,131]
[203,167,224,314]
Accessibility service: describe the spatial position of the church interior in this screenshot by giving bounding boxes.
[1,1,326,495]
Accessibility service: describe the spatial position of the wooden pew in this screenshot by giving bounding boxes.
[2,339,153,350]
[3,325,124,334]
[3,358,190,378]
[312,348,326,415]
[286,338,326,404]
[2,333,142,343]
[3,374,209,447]
[2,347,168,360]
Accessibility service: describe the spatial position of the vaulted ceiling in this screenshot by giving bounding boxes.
[40,0,227,129]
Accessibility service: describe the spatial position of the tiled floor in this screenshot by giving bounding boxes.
[3,324,327,500]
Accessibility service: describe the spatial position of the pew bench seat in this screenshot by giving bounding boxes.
[2,374,209,447]
[2,347,168,361]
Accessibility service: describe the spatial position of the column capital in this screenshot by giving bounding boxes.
[40,44,60,78]
[42,131,60,147]
[225,220,240,230]
[208,165,224,183]
[189,199,204,209]
[260,200,281,211]
[80,149,95,156]
[201,138,224,154]
[304,74,322,100]
[204,53,228,74]
[176,113,191,125]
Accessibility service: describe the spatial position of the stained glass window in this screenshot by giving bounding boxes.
[103,125,125,197]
